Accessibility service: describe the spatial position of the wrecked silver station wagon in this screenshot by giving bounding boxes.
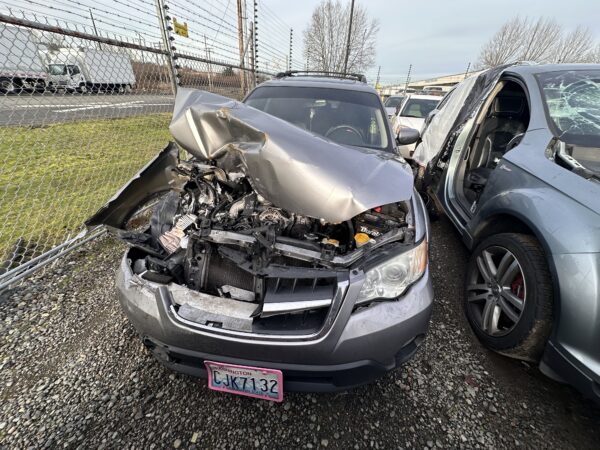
[88,75,433,399]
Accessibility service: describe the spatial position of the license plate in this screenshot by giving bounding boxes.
[204,361,283,402]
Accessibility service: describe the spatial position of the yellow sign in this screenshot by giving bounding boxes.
[173,18,189,38]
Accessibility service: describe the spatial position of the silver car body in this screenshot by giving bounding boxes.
[88,77,434,392]
[418,64,600,402]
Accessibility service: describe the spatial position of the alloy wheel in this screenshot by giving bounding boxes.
[466,246,526,337]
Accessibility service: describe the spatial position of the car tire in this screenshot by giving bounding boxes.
[0,79,18,94]
[464,233,553,362]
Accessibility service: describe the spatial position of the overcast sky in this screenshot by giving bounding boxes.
[3,0,598,85]
[266,0,600,84]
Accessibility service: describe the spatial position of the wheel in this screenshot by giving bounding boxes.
[124,84,132,93]
[0,79,17,94]
[464,233,553,361]
[78,84,88,94]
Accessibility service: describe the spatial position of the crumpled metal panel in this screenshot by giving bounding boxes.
[169,88,414,223]
[414,64,511,168]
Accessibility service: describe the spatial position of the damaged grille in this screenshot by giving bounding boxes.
[177,248,345,336]
[260,273,339,318]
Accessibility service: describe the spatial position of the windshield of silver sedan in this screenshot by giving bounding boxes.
[245,86,390,151]
[538,70,600,175]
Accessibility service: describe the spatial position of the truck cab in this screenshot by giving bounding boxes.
[48,63,86,93]
[47,48,135,94]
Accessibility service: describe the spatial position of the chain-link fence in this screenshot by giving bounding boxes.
[0,0,293,288]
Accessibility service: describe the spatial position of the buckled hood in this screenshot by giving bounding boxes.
[169,88,414,223]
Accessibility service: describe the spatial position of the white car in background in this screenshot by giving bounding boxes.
[392,94,441,159]
[383,94,406,118]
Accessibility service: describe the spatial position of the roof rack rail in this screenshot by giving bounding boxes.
[274,70,367,83]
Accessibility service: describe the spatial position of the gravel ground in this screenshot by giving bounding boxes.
[1,217,599,449]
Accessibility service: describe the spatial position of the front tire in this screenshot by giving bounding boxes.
[464,233,553,361]
[0,79,17,94]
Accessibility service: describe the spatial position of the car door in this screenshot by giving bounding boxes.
[418,66,509,232]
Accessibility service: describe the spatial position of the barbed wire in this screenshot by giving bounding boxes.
[8,0,160,40]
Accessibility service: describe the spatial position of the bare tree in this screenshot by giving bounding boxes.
[476,16,598,68]
[520,17,561,62]
[583,43,600,63]
[303,0,379,73]
[477,17,527,69]
[550,26,594,63]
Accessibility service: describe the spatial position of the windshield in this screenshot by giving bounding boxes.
[400,98,440,119]
[537,70,600,145]
[245,86,390,151]
[537,70,600,175]
[48,64,67,75]
[384,96,405,108]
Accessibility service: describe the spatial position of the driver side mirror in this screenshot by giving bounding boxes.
[396,127,420,146]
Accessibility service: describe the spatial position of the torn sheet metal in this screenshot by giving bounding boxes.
[85,143,183,229]
[414,64,511,168]
[169,88,414,223]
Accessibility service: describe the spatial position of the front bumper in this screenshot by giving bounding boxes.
[116,255,434,392]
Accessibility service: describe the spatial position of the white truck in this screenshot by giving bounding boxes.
[47,48,135,93]
[0,23,48,93]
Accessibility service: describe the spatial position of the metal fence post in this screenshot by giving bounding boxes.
[288,28,293,71]
[0,5,287,286]
[253,0,258,85]
[236,0,246,96]
[155,0,178,94]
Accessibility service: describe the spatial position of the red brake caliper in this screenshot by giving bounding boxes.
[511,273,525,299]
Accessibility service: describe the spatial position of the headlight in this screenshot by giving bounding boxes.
[356,239,427,305]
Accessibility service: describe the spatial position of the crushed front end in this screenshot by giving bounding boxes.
[87,90,434,391]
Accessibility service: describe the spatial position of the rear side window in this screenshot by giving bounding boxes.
[245,86,391,151]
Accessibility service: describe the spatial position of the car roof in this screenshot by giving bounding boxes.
[498,63,600,76]
[256,76,379,94]
[405,94,441,101]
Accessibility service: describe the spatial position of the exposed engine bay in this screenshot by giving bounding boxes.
[87,89,419,332]
[124,157,413,319]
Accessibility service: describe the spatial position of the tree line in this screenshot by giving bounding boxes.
[477,16,600,69]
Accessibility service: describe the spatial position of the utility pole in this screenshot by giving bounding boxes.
[203,35,213,90]
[464,62,471,79]
[404,64,412,93]
[135,32,145,63]
[249,21,256,88]
[155,0,178,94]
[375,65,381,88]
[236,0,246,95]
[89,8,102,49]
[288,28,293,71]
[342,0,355,74]
[89,8,99,37]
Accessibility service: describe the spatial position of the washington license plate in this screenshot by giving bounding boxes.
[204,361,283,402]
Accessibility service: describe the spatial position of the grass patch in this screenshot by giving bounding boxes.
[0,114,172,266]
